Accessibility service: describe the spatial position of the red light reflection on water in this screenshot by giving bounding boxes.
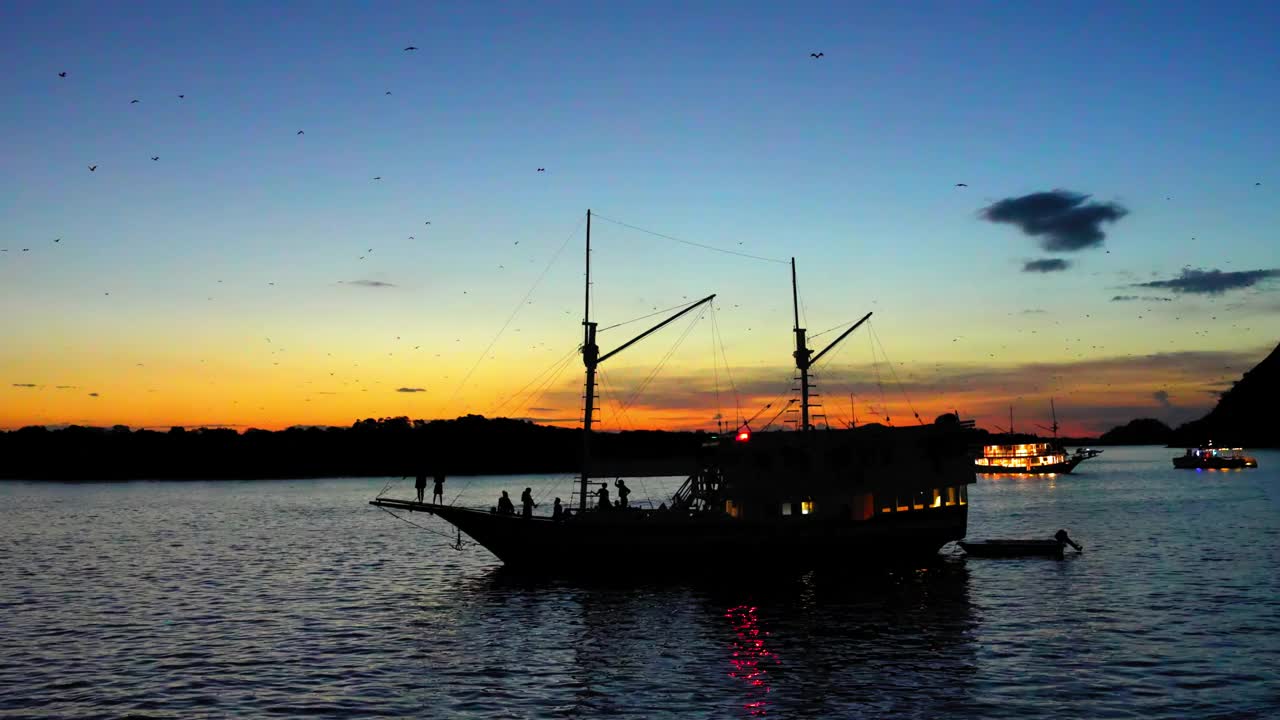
[725,604,775,716]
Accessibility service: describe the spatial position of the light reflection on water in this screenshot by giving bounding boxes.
[1,446,1278,718]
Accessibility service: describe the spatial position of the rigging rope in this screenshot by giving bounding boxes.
[443,214,584,417]
[869,322,926,425]
[591,212,789,265]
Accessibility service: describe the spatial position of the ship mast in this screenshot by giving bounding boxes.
[789,257,872,434]
[579,209,715,511]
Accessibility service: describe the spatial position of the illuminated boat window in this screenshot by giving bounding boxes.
[959,486,968,505]
[931,489,943,508]
[945,487,957,506]
[725,499,741,519]
[780,502,792,516]
[800,500,815,515]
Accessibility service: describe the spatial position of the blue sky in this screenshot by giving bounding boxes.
[2,1,1278,433]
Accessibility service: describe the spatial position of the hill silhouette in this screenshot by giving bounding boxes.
[0,415,709,480]
[1172,340,1280,447]
[1098,418,1172,445]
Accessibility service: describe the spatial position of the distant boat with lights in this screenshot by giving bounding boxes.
[973,403,1102,475]
[1172,443,1257,470]
[371,210,979,573]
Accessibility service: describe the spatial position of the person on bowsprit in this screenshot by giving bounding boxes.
[1054,529,1083,552]
[414,473,427,503]
[497,491,515,515]
[614,478,631,509]
[432,472,446,504]
[521,487,538,519]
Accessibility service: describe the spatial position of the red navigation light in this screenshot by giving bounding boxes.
[736,428,751,442]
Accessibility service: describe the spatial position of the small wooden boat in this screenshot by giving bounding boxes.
[959,531,1082,559]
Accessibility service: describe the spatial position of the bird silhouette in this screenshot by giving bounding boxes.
[955,183,968,187]
[404,46,418,51]
[385,91,392,95]
[536,168,545,172]
[178,94,184,99]
[130,99,139,104]
[372,176,381,180]
[810,52,824,58]
[151,156,159,161]
[54,238,60,243]
[1257,182,1262,186]
[425,221,431,225]
[58,72,67,78]
[88,165,97,172]
[297,130,305,135]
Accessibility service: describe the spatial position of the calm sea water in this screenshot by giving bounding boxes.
[2,446,1278,719]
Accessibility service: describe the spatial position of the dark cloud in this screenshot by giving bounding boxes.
[12,383,37,388]
[395,387,426,393]
[1110,295,1174,302]
[527,407,558,412]
[1022,258,1071,273]
[55,385,78,389]
[1133,267,1280,296]
[981,190,1128,251]
[341,279,396,288]
[1152,390,1171,408]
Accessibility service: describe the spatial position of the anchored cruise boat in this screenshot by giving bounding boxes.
[371,211,979,573]
[973,402,1102,475]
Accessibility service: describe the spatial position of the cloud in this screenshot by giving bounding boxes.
[981,190,1128,251]
[12,383,37,388]
[55,385,78,389]
[88,392,99,397]
[1019,308,1047,314]
[340,279,396,288]
[1153,390,1172,408]
[527,407,558,412]
[395,387,426,393]
[1110,295,1174,302]
[1132,267,1280,296]
[1023,258,1071,273]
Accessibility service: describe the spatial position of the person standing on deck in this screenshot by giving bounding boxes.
[552,497,564,520]
[497,491,515,515]
[432,472,446,504]
[596,483,611,510]
[520,487,537,519]
[414,473,427,503]
[614,478,631,509]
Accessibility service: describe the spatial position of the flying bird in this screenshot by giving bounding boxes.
[58,72,67,78]
[955,183,968,187]
[297,130,305,135]
[385,91,392,95]
[425,221,431,225]
[151,156,159,161]
[810,52,824,58]
[88,165,97,171]
[404,46,418,51]
[178,94,184,99]
[54,238,60,243]
[372,176,381,180]
[536,168,545,172]
[130,99,139,104]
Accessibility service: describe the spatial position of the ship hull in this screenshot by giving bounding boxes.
[973,455,1085,475]
[1172,456,1257,470]
[373,499,966,573]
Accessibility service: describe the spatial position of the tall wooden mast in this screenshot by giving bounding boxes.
[578,208,714,510]
[790,258,872,434]
[581,210,597,511]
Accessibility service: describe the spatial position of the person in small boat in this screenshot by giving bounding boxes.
[596,483,611,510]
[552,497,564,520]
[414,473,427,503]
[614,478,631,509]
[1054,528,1083,552]
[497,491,515,515]
[520,487,537,519]
[432,472,446,504]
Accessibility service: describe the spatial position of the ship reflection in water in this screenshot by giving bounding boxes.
[726,604,776,716]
